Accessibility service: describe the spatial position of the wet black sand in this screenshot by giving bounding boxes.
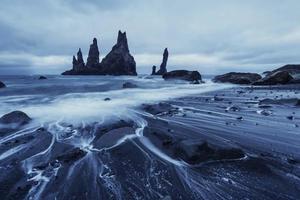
[0,85,300,200]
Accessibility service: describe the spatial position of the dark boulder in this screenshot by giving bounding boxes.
[86,38,100,68]
[174,139,245,164]
[101,31,137,75]
[0,81,6,88]
[56,148,87,164]
[38,76,47,80]
[162,70,202,82]
[253,71,293,85]
[143,103,175,115]
[155,48,168,75]
[0,111,31,125]
[213,72,262,84]
[122,82,138,88]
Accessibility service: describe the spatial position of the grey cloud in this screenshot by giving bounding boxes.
[0,0,300,74]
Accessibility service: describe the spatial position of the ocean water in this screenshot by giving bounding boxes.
[0,75,230,124]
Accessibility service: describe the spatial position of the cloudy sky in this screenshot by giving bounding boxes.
[1,0,300,75]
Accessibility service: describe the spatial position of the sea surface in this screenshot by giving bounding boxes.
[0,75,299,200]
[0,75,230,124]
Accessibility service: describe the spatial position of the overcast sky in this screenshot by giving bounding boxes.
[1,0,300,75]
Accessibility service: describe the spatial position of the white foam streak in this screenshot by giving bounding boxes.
[15,82,232,124]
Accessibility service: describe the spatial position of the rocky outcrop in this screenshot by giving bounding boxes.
[0,111,31,125]
[62,31,137,76]
[151,66,157,75]
[72,48,85,71]
[152,48,168,75]
[122,82,138,89]
[271,64,300,75]
[253,71,294,85]
[101,31,137,75]
[213,72,262,84]
[162,70,202,83]
[174,139,245,164]
[0,81,6,88]
[38,76,47,80]
[86,38,100,68]
[156,48,168,75]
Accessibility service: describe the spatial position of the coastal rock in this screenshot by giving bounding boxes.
[62,31,137,76]
[0,111,31,125]
[155,48,168,75]
[73,48,85,71]
[213,72,262,84]
[86,38,100,68]
[174,139,245,164]
[38,76,47,80]
[101,31,137,75]
[151,66,157,75]
[162,70,202,82]
[253,71,293,85]
[271,64,300,75]
[0,81,6,88]
[56,148,87,164]
[122,82,138,88]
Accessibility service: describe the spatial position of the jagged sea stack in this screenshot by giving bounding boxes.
[151,66,157,75]
[72,48,85,71]
[86,38,100,68]
[101,31,137,75]
[155,48,168,75]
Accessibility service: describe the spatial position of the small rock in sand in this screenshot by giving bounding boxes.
[38,76,47,80]
[122,82,138,88]
[287,116,294,120]
[0,81,6,88]
[0,111,31,125]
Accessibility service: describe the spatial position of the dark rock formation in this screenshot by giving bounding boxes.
[253,71,293,85]
[101,31,137,75]
[213,72,262,84]
[86,38,100,68]
[62,31,137,76]
[142,102,178,116]
[72,48,85,71]
[122,82,138,89]
[56,148,87,164]
[151,66,157,75]
[0,81,6,88]
[174,139,244,164]
[271,64,300,75]
[38,76,47,80]
[155,48,168,75]
[162,70,202,82]
[0,111,31,125]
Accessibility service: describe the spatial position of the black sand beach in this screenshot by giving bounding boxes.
[0,76,299,200]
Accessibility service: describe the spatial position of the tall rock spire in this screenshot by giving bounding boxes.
[151,66,157,75]
[72,48,85,71]
[113,30,129,52]
[86,38,100,68]
[156,48,168,75]
[101,30,137,75]
[77,48,84,65]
